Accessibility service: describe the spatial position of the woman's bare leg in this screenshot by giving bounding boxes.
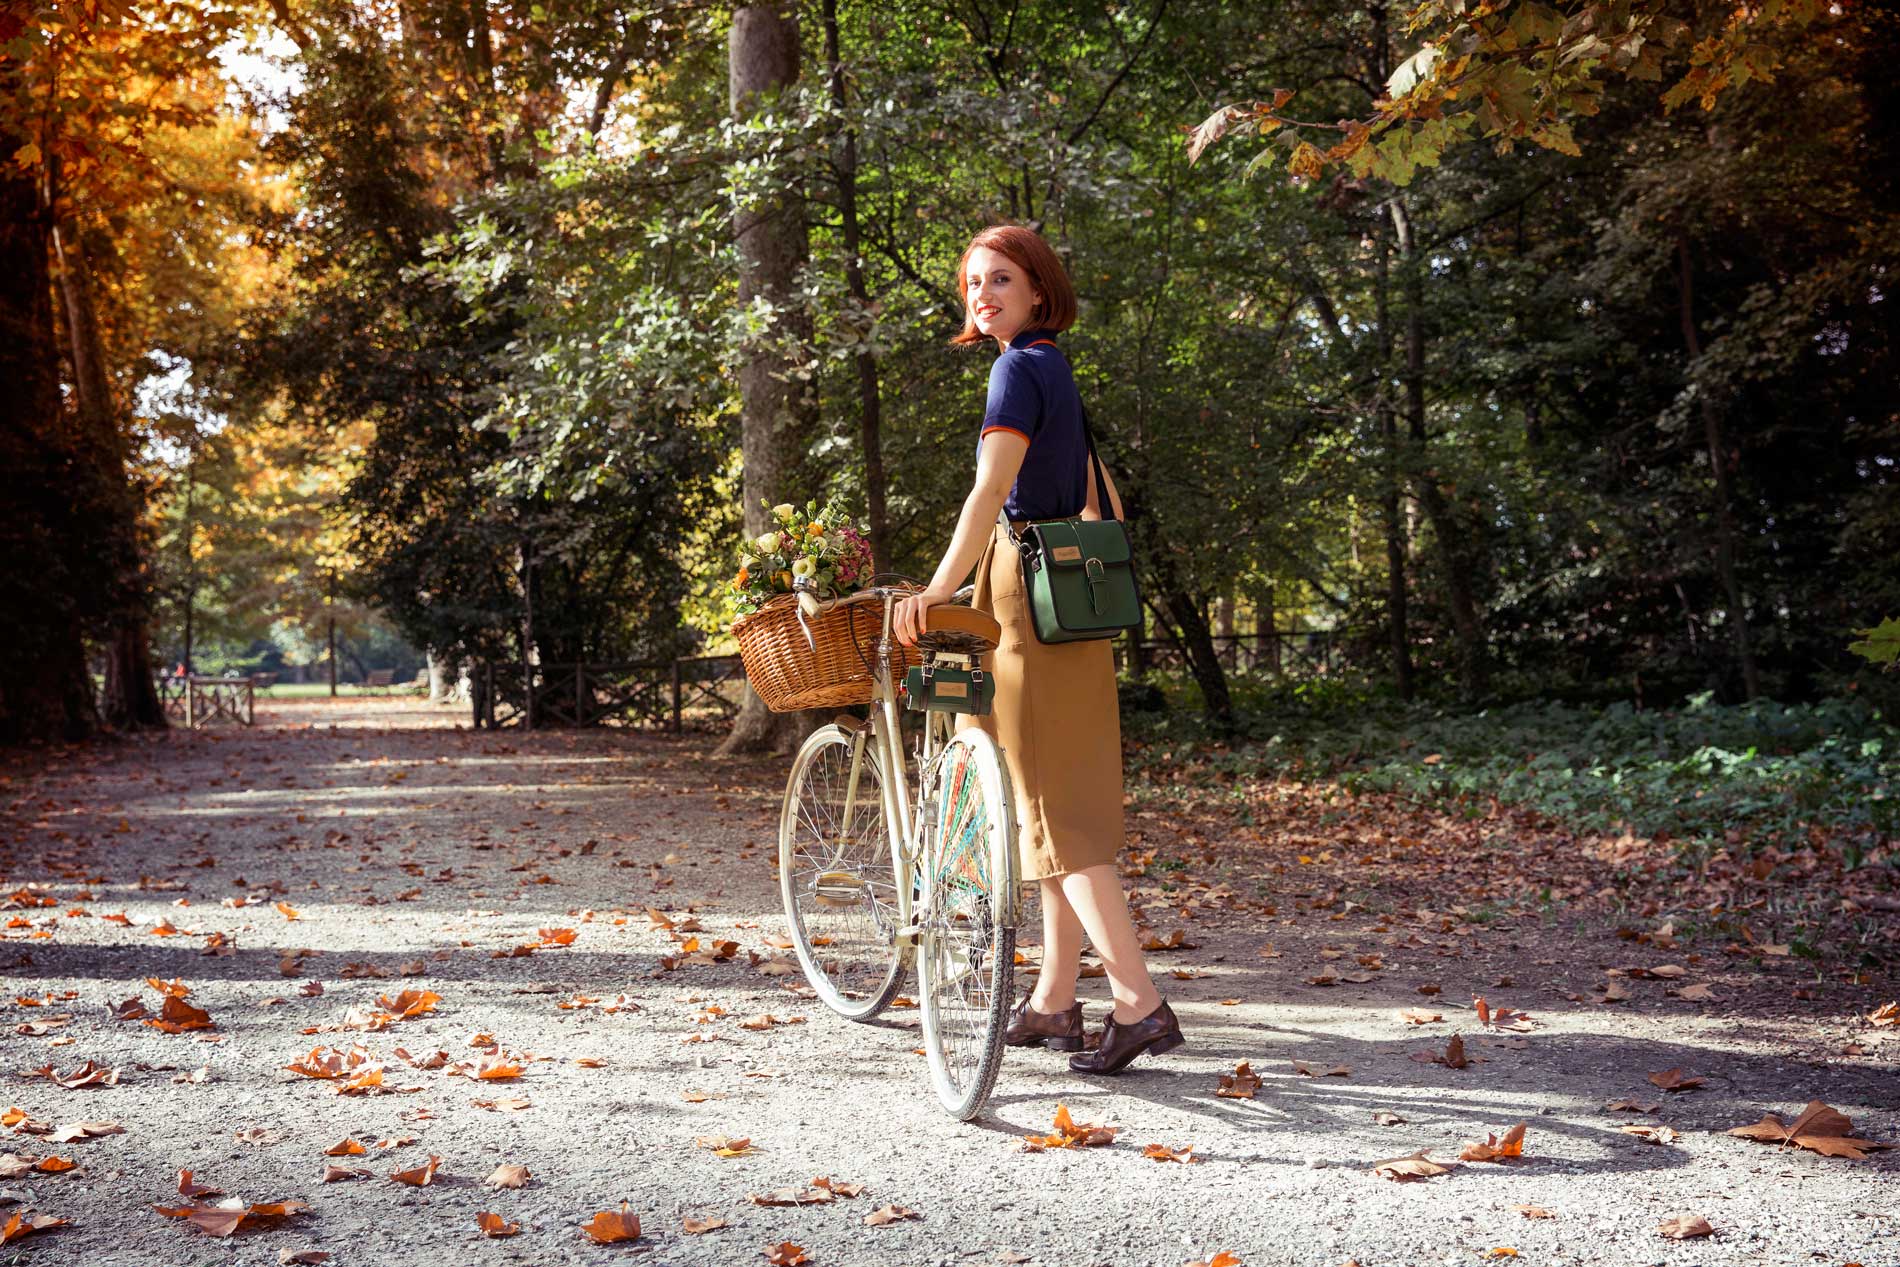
[1057,864,1163,1023]
[1027,877,1084,1013]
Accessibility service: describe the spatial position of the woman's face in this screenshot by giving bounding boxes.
[965,246,1042,346]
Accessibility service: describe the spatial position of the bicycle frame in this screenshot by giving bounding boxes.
[795,583,1014,953]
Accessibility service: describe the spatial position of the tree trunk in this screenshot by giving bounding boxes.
[1374,207,1414,699]
[0,120,95,743]
[822,0,891,579]
[1127,485,1233,733]
[1390,196,1489,698]
[1676,237,1759,700]
[721,4,829,755]
[50,197,163,730]
[428,652,454,703]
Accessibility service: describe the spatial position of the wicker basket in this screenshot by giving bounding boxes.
[731,588,924,713]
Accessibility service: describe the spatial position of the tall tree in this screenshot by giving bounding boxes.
[720,3,825,754]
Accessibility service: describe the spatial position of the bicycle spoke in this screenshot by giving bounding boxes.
[780,729,903,1019]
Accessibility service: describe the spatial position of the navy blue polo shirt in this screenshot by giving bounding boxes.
[975,328,1091,521]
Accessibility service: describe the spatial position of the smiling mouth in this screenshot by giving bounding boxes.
[976,307,1000,319]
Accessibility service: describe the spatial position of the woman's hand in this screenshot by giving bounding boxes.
[893,584,955,647]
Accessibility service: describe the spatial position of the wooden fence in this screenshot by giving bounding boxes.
[154,676,255,728]
[1116,629,1358,677]
[474,656,746,731]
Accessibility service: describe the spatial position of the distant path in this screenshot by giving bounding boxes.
[0,699,1893,1266]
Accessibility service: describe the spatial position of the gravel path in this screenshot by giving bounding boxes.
[0,698,1893,1267]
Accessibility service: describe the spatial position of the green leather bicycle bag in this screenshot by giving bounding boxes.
[1015,518,1142,643]
[902,663,993,715]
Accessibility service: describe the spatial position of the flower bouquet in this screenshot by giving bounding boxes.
[730,499,876,616]
[727,499,921,713]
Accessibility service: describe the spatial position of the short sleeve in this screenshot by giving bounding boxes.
[979,352,1042,445]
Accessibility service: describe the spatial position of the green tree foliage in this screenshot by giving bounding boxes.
[122,0,1898,736]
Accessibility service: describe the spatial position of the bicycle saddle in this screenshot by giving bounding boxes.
[919,604,1000,654]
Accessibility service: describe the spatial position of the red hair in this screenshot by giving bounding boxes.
[949,224,1077,346]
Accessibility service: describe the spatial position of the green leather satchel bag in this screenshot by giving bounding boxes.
[1008,405,1142,644]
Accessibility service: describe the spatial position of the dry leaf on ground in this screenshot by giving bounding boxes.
[1215,1061,1261,1099]
[323,1139,365,1157]
[1620,1124,1681,1145]
[0,1211,70,1243]
[1727,1100,1894,1160]
[476,1212,519,1238]
[581,1203,642,1244]
[811,1177,862,1197]
[682,1216,729,1234]
[764,1244,810,1266]
[1514,1205,1553,1218]
[750,1187,832,1207]
[1184,1251,1242,1267]
[486,1163,530,1188]
[1460,1122,1527,1162]
[1141,1143,1196,1163]
[1647,1068,1706,1092]
[864,1205,920,1226]
[389,1155,441,1186]
[1373,1149,1450,1182]
[1657,1213,1714,1239]
[1410,1034,1470,1069]
[1291,1061,1350,1078]
[1020,1104,1117,1152]
[694,1134,756,1158]
[154,1197,309,1238]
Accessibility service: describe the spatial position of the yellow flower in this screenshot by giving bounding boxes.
[736,565,749,586]
[772,503,795,521]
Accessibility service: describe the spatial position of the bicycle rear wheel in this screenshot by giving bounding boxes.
[778,723,906,1021]
[916,725,1017,1120]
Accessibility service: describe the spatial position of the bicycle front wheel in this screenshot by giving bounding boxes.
[916,725,1017,1120]
[778,723,906,1022]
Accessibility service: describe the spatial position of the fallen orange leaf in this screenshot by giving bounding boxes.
[581,1202,642,1244]
[476,1212,520,1238]
[1727,1100,1894,1160]
[1215,1061,1261,1099]
[389,1155,440,1187]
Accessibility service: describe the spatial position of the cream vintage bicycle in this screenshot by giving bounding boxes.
[774,581,1019,1121]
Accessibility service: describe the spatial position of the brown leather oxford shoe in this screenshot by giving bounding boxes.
[1067,998,1184,1075]
[1003,996,1084,1051]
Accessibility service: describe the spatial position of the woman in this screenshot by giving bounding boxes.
[893,224,1184,1075]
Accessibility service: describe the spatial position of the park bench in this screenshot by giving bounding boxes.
[250,671,278,689]
[363,669,396,694]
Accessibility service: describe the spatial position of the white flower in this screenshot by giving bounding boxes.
[791,557,816,578]
[809,534,828,552]
[772,503,796,521]
[754,532,780,553]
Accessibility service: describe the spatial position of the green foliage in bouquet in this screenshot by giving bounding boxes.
[729,499,876,616]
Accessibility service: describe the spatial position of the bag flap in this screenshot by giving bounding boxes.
[1026,519,1132,567]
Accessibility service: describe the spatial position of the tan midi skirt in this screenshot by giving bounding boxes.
[957,522,1126,881]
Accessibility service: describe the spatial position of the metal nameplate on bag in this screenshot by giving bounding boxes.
[1052,545,1082,562]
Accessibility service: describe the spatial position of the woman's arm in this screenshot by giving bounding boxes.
[893,430,1028,647]
[1081,454,1125,521]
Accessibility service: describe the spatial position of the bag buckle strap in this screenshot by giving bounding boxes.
[1084,557,1108,615]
